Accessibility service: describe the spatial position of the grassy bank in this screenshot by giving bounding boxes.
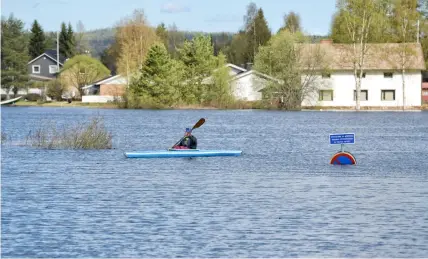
[12,100,117,109]
[9,100,427,111]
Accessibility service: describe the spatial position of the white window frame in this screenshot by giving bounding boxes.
[32,65,41,74]
[49,65,58,74]
[381,90,396,101]
[319,90,334,101]
[354,90,368,101]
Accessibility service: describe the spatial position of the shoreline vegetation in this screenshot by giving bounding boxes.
[7,99,428,111]
[1,116,113,149]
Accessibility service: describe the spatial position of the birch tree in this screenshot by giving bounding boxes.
[114,9,159,81]
[390,0,420,109]
[337,0,387,110]
[254,30,329,109]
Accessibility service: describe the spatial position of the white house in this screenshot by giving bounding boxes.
[229,70,280,101]
[230,41,426,109]
[301,41,426,108]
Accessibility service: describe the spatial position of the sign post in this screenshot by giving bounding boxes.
[329,133,356,165]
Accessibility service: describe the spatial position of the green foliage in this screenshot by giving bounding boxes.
[124,34,236,109]
[332,0,393,43]
[44,31,57,50]
[46,79,66,101]
[1,14,30,99]
[178,34,217,104]
[224,31,248,66]
[130,43,183,106]
[390,0,420,42]
[156,23,169,48]
[206,52,234,107]
[246,8,272,63]
[67,23,76,57]
[29,20,46,59]
[254,30,325,109]
[279,12,302,33]
[26,116,113,149]
[61,55,110,96]
[59,22,76,58]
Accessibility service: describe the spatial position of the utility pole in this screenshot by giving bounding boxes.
[57,31,59,72]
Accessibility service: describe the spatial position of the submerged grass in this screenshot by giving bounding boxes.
[1,132,7,144]
[26,116,113,149]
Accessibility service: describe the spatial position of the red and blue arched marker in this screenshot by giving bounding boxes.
[329,133,356,165]
[330,151,357,165]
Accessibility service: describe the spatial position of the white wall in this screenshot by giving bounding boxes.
[231,74,267,101]
[302,70,422,107]
[82,95,120,103]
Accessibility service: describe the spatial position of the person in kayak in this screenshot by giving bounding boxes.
[173,128,197,149]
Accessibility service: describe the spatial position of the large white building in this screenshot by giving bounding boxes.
[231,41,426,109]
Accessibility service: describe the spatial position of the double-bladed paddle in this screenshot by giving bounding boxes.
[171,118,205,149]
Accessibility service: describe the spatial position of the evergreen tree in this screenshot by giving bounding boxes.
[130,43,183,105]
[67,22,76,57]
[28,19,46,59]
[155,23,168,48]
[1,14,30,99]
[178,34,217,103]
[225,31,248,66]
[246,8,271,63]
[59,22,69,58]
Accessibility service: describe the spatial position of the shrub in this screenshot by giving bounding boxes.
[25,93,41,102]
[46,79,65,101]
[26,116,113,149]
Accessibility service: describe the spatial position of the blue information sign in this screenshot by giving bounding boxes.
[329,133,355,145]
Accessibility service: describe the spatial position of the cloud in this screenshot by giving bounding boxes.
[160,2,191,13]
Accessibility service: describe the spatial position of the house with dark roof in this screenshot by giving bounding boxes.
[27,49,67,81]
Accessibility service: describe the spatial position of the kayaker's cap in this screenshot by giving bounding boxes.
[185,128,191,132]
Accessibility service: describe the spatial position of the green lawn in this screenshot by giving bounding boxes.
[12,100,118,109]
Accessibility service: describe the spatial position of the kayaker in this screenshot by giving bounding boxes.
[173,128,197,149]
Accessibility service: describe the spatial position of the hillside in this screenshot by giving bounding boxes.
[83,27,326,58]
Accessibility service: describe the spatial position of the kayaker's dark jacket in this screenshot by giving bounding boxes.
[178,135,197,149]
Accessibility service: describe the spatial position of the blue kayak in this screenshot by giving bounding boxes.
[124,149,242,158]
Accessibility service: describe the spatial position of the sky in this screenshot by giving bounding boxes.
[2,0,337,35]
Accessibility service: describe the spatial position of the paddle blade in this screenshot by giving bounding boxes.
[192,118,205,130]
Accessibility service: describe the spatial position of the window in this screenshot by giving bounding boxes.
[354,90,368,101]
[79,67,86,74]
[384,72,393,78]
[319,90,333,101]
[423,90,428,96]
[357,71,366,78]
[49,65,58,74]
[321,73,331,78]
[381,90,395,101]
[32,65,40,74]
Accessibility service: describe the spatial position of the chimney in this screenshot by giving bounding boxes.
[246,62,253,70]
[320,39,333,44]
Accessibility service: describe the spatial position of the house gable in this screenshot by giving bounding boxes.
[27,55,62,79]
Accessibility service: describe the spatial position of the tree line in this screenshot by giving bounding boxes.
[2,0,428,109]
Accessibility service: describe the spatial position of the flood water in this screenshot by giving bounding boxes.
[1,106,428,257]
